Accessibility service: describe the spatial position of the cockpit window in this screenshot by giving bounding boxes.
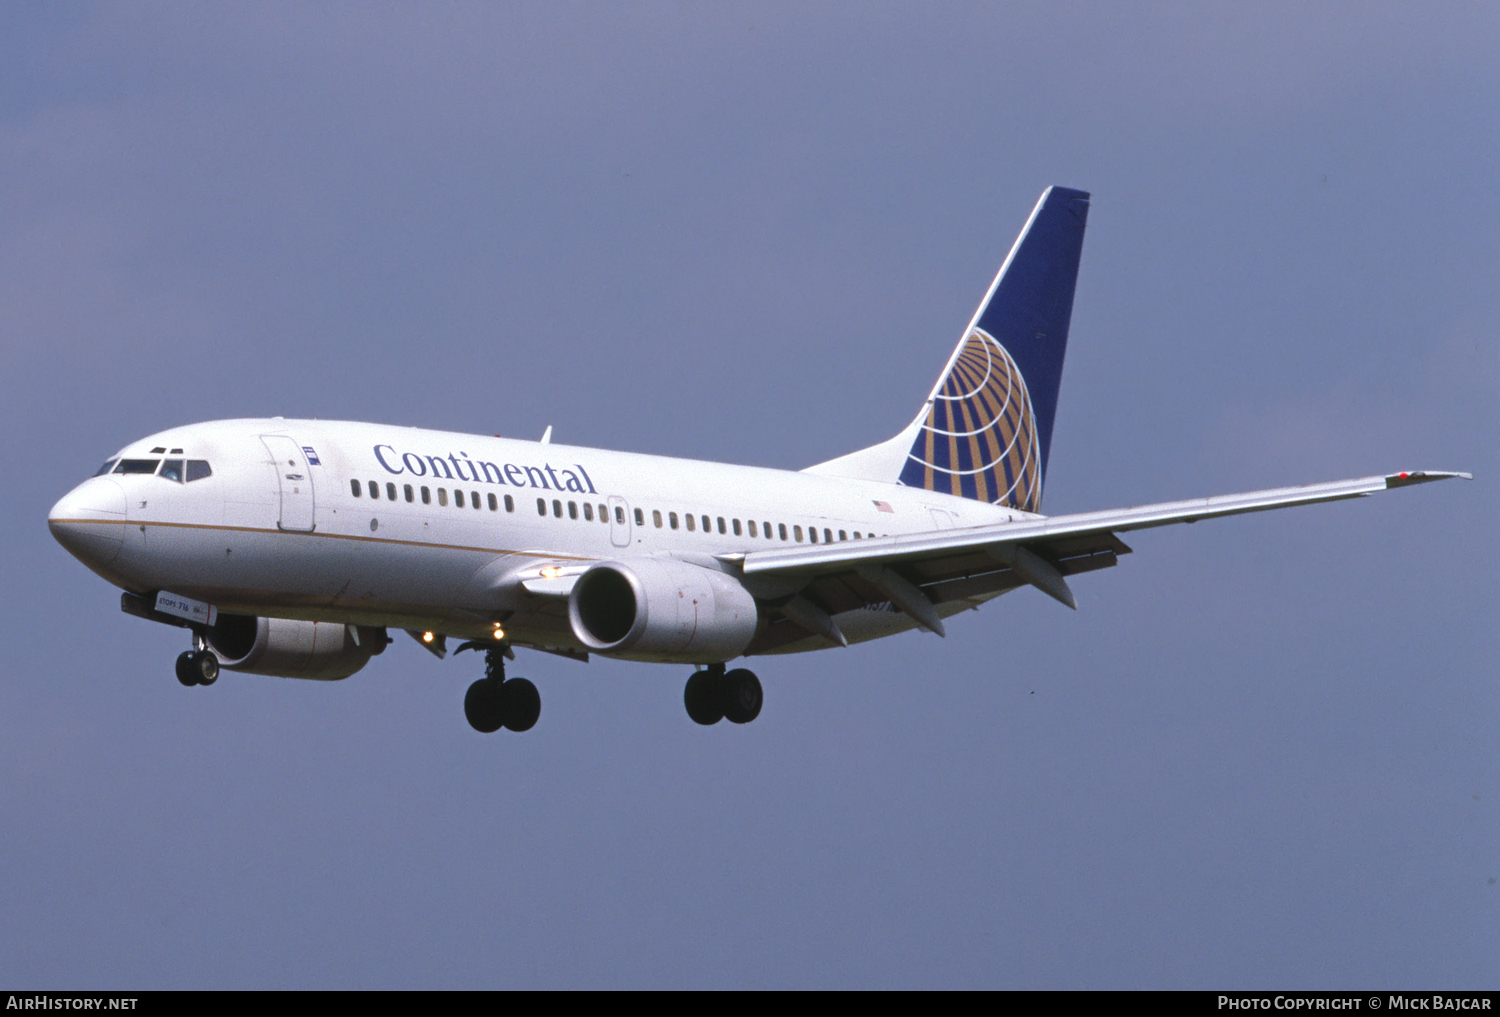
[103,455,211,481]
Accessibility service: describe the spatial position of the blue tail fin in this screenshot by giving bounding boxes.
[897,186,1089,512]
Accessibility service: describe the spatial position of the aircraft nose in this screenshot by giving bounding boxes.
[49,478,127,570]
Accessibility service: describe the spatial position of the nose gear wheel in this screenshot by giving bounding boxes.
[175,649,219,687]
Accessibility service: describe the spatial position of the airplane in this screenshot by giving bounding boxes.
[47,186,1469,734]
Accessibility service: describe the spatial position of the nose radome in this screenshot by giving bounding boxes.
[49,478,127,570]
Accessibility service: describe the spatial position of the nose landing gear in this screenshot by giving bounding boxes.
[684,665,762,725]
[462,646,540,734]
[175,649,219,687]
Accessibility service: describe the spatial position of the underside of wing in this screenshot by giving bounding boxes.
[737,470,1470,653]
[743,528,1128,654]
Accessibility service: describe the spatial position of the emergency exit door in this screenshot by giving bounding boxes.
[608,495,631,547]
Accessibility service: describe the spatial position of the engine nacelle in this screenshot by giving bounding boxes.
[568,559,759,661]
[203,614,378,680]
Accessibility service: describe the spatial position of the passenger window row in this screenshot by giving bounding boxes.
[350,479,886,544]
[535,498,622,525]
[96,458,212,483]
[351,478,515,514]
[633,507,877,543]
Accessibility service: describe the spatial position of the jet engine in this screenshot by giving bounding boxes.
[203,613,382,680]
[568,559,760,661]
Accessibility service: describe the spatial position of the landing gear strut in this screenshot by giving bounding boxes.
[175,649,219,687]
[684,665,762,726]
[463,646,540,734]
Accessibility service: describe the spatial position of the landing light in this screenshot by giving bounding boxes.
[421,631,435,644]
[491,626,506,640]
[540,566,562,578]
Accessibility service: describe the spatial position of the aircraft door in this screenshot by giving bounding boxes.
[608,495,631,548]
[261,435,316,532]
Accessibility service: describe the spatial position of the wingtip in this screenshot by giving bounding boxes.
[1385,470,1473,489]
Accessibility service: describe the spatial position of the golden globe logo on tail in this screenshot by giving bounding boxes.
[899,328,1041,512]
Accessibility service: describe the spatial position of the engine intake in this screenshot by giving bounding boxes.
[204,614,380,680]
[568,560,759,661]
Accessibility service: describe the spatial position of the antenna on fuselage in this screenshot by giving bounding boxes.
[539,425,552,445]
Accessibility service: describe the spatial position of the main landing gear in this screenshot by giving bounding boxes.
[684,665,762,726]
[175,649,219,687]
[463,646,540,734]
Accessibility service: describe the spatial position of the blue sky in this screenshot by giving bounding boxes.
[2,3,1496,987]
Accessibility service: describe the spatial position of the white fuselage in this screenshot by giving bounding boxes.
[50,418,1028,661]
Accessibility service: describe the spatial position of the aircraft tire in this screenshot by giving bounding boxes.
[464,677,505,734]
[175,651,200,687]
[721,669,762,724]
[193,650,219,686]
[501,678,541,733]
[684,671,724,726]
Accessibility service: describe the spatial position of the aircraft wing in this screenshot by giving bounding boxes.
[733,471,1469,648]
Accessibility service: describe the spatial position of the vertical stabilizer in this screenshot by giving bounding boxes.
[804,186,1089,513]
